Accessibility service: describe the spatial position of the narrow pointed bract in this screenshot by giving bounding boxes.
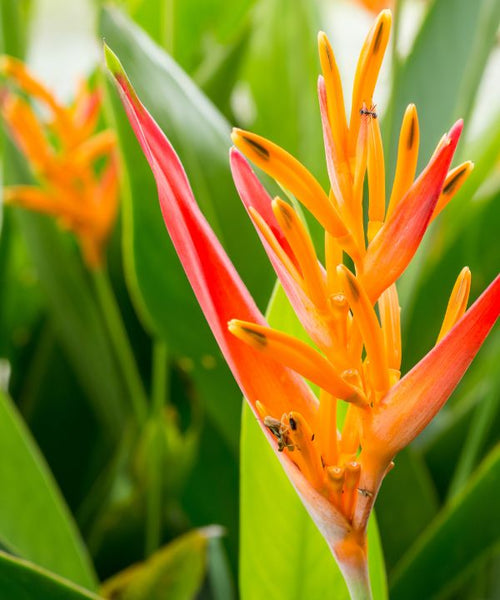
[106,11,499,598]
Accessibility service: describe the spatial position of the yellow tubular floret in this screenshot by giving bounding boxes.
[378,283,402,372]
[329,293,349,348]
[349,10,392,155]
[316,389,338,466]
[387,104,420,219]
[437,267,471,343]
[342,461,361,518]
[326,466,344,507]
[352,113,369,239]
[367,115,386,242]
[430,161,474,223]
[325,232,342,295]
[337,265,390,393]
[272,198,327,310]
[247,207,302,284]
[338,405,360,458]
[318,32,349,165]
[231,128,348,238]
[286,411,325,489]
[228,319,366,404]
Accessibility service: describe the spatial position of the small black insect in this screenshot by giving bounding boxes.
[360,105,377,119]
[264,415,295,452]
[357,488,374,499]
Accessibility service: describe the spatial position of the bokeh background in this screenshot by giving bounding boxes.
[0,0,499,598]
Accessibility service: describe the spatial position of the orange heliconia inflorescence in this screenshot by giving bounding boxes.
[106,9,499,596]
[229,10,473,529]
[0,56,119,268]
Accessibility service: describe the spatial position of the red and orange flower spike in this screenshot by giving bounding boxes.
[106,9,499,598]
[0,56,119,269]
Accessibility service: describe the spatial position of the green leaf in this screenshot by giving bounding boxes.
[0,551,101,600]
[13,210,127,435]
[385,0,500,173]
[101,6,274,448]
[240,285,387,600]
[0,391,97,589]
[120,0,255,75]
[421,329,500,498]
[390,444,500,599]
[100,528,219,600]
[375,448,439,572]
[237,0,325,248]
[0,210,43,364]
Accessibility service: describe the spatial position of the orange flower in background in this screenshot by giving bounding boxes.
[355,0,393,14]
[106,9,499,598]
[0,56,119,268]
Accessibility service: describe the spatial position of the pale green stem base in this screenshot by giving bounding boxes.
[341,560,373,600]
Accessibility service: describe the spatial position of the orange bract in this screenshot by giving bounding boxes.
[0,56,118,268]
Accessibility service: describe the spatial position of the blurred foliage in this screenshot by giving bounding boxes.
[0,0,498,598]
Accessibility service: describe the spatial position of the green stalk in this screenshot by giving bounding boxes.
[152,340,169,417]
[92,266,148,424]
[340,554,373,600]
[144,339,169,556]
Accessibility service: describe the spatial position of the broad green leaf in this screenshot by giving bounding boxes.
[239,0,321,169]
[118,0,255,75]
[13,210,127,434]
[206,536,236,600]
[453,0,500,128]
[240,285,387,600]
[0,551,101,600]
[375,448,439,572]
[390,444,500,599]
[384,0,500,316]
[385,0,500,174]
[421,329,500,498]
[0,390,97,589]
[0,0,31,59]
[237,0,325,249]
[0,210,43,365]
[101,6,274,448]
[100,528,219,600]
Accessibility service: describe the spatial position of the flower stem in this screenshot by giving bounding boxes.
[144,339,169,557]
[341,554,373,600]
[333,534,373,600]
[92,267,148,424]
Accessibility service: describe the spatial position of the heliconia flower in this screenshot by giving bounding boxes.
[354,0,393,14]
[105,9,499,599]
[0,56,119,268]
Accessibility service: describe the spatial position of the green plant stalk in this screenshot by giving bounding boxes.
[152,339,169,416]
[145,339,170,556]
[92,266,148,424]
